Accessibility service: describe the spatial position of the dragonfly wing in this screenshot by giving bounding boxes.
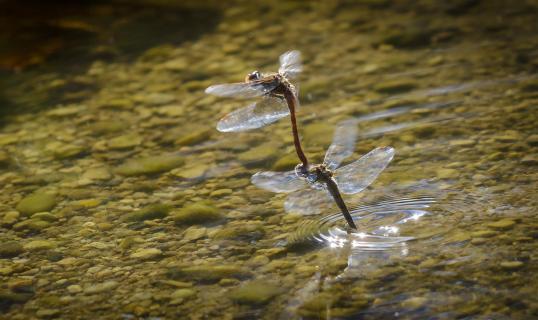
[251,170,307,193]
[216,96,289,132]
[278,50,302,79]
[323,118,359,171]
[284,188,334,215]
[334,146,395,194]
[205,82,275,99]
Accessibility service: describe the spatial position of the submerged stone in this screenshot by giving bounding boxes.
[237,141,279,165]
[487,219,515,230]
[373,79,418,94]
[175,128,211,146]
[500,261,524,270]
[16,192,57,217]
[123,204,171,222]
[172,202,223,226]
[167,265,250,282]
[107,133,142,149]
[0,241,24,258]
[229,280,283,305]
[130,248,162,260]
[115,154,184,176]
[23,240,56,251]
[84,281,119,295]
[13,219,51,232]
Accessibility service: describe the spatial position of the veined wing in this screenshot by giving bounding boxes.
[217,96,289,132]
[205,80,277,99]
[251,170,307,193]
[284,188,334,215]
[323,118,359,171]
[335,146,395,194]
[278,50,302,79]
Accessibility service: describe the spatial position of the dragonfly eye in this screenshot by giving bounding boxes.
[246,71,261,82]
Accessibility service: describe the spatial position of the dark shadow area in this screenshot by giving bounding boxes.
[0,0,221,123]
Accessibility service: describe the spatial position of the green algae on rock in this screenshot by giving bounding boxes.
[16,192,58,216]
[115,154,184,176]
[123,204,171,222]
[229,280,283,305]
[172,202,223,226]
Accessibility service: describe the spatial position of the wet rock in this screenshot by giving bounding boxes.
[175,128,211,146]
[238,141,279,165]
[167,265,250,283]
[81,167,112,182]
[299,292,336,316]
[303,122,333,147]
[272,154,299,171]
[52,144,87,160]
[31,212,58,222]
[0,241,24,258]
[23,240,56,251]
[47,105,83,117]
[144,92,176,105]
[183,226,207,241]
[130,248,162,260]
[13,219,51,232]
[90,120,127,134]
[402,296,428,309]
[436,168,459,179]
[172,202,223,226]
[212,223,265,241]
[521,155,538,165]
[123,204,171,222]
[16,192,57,216]
[36,308,60,318]
[170,288,196,301]
[229,280,283,305]
[526,134,538,146]
[107,133,143,149]
[172,163,209,179]
[500,261,524,270]
[209,188,233,198]
[487,219,515,230]
[115,154,184,176]
[373,79,417,94]
[2,211,20,225]
[84,281,119,295]
[0,290,34,310]
[520,79,538,92]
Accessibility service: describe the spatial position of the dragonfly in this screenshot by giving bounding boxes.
[251,118,395,229]
[205,50,309,167]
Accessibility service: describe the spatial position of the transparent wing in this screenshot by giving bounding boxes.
[217,96,289,132]
[251,170,307,193]
[335,146,395,194]
[323,118,359,171]
[205,81,277,99]
[278,50,302,79]
[284,188,334,215]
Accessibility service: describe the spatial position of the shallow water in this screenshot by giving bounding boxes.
[0,1,537,319]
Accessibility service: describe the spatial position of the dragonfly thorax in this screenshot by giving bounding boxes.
[295,163,333,188]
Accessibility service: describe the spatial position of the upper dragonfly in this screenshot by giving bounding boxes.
[205,50,301,132]
[251,119,395,229]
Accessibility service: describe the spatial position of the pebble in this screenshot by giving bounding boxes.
[23,240,57,251]
[67,284,82,294]
[0,241,24,258]
[500,261,523,270]
[107,133,142,149]
[183,226,207,241]
[84,281,119,294]
[16,192,58,216]
[229,280,283,305]
[130,248,162,260]
[487,219,515,230]
[172,202,223,226]
[115,154,184,176]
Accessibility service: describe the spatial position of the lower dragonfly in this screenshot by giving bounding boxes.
[251,119,395,230]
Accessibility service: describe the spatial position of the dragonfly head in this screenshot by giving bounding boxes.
[245,70,261,82]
